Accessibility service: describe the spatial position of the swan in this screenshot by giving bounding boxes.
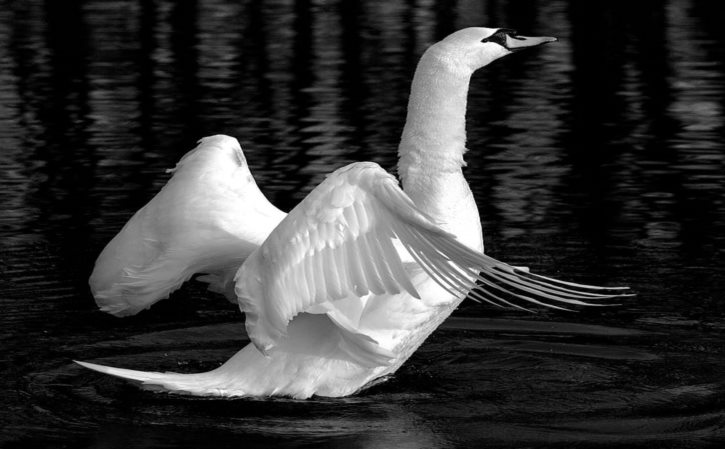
[78,27,630,398]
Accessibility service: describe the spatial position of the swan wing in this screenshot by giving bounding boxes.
[235,161,424,357]
[90,135,286,317]
[235,162,631,355]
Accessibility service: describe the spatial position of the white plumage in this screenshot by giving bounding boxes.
[78,28,630,398]
[89,135,285,315]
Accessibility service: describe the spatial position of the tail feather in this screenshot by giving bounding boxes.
[75,339,379,398]
[74,360,222,395]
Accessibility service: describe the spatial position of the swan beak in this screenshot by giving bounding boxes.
[504,34,557,52]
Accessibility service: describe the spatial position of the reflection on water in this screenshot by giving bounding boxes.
[1,0,724,448]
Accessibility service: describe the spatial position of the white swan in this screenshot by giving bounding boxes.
[78,28,630,398]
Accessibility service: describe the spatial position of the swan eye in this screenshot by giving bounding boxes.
[481,28,517,46]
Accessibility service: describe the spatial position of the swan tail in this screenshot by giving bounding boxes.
[76,338,377,398]
[75,360,225,395]
[75,360,180,388]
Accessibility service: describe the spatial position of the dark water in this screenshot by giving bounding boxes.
[2,0,725,447]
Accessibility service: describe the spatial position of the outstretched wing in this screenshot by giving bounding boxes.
[235,162,630,355]
[90,135,286,317]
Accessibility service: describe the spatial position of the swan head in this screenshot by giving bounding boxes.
[430,27,557,73]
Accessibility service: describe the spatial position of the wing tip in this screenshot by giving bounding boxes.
[423,234,635,311]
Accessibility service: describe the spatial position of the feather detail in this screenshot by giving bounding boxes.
[235,162,631,358]
[89,135,285,316]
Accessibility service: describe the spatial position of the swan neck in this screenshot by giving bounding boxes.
[398,50,472,180]
[395,50,482,250]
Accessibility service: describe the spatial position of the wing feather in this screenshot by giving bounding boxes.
[347,238,370,297]
[89,135,285,316]
[312,249,328,300]
[357,236,386,295]
[365,232,401,295]
[235,162,631,355]
[321,246,344,300]
[302,248,318,303]
[377,233,419,298]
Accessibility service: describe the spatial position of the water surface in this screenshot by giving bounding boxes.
[1,0,724,447]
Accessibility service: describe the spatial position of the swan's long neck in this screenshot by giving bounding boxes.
[398,50,483,251]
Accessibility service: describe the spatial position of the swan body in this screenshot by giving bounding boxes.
[79,28,629,398]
